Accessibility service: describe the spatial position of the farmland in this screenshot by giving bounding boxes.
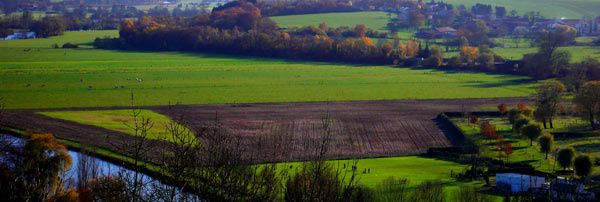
[0,31,537,110]
[4,98,526,162]
[271,11,391,32]
[454,115,600,174]
[38,109,195,143]
[2,98,514,198]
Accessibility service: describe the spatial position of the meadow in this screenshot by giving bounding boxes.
[270,11,417,39]
[38,109,196,143]
[454,115,600,174]
[0,31,537,109]
[444,0,600,19]
[271,11,390,32]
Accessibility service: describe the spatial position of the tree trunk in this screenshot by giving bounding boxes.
[545,151,548,159]
[542,118,547,129]
[530,139,533,146]
[590,113,596,130]
[549,117,554,129]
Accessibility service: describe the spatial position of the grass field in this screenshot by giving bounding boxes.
[454,115,600,174]
[444,0,600,19]
[270,12,417,39]
[39,109,195,143]
[271,12,390,32]
[494,46,600,62]
[0,31,537,109]
[275,156,487,200]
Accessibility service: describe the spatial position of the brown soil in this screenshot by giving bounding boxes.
[2,98,527,162]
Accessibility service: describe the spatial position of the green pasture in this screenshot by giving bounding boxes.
[494,46,600,62]
[270,11,417,39]
[0,31,537,109]
[39,109,195,143]
[271,12,390,32]
[454,115,600,174]
[444,0,600,19]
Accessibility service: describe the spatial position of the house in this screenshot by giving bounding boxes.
[495,173,545,193]
[575,16,600,36]
[416,26,457,39]
[550,179,596,201]
[2,32,36,41]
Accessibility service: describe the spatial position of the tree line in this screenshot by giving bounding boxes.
[0,4,208,38]
[96,0,410,64]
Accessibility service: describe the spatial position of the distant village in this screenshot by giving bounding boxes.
[382,0,599,41]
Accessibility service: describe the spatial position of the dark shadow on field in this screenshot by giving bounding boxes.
[513,159,538,164]
[574,143,600,153]
[463,78,537,88]
[433,117,465,147]
[483,140,520,146]
[88,47,375,67]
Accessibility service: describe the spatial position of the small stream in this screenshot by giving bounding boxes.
[1,134,199,201]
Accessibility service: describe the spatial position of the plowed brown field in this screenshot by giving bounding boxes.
[3,98,526,162]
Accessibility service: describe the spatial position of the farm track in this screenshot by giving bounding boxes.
[3,98,527,162]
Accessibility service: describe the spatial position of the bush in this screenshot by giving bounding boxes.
[410,180,444,202]
[453,186,494,202]
[448,56,463,68]
[513,115,531,131]
[507,108,520,124]
[557,147,576,170]
[574,154,593,178]
[423,56,442,67]
[372,177,409,202]
[93,37,123,49]
[62,43,79,48]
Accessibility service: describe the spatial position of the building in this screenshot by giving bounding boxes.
[1,32,36,41]
[550,179,596,201]
[495,173,545,193]
[575,16,600,36]
[416,26,457,39]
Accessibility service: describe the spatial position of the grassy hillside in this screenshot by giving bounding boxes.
[271,12,391,32]
[0,31,537,109]
[444,0,600,19]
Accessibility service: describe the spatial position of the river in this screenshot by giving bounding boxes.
[0,134,200,201]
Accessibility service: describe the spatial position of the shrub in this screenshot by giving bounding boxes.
[557,147,576,170]
[507,108,520,124]
[410,180,444,202]
[520,123,542,146]
[512,115,531,131]
[372,177,409,202]
[453,186,494,202]
[574,154,593,178]
[62,43,79,48]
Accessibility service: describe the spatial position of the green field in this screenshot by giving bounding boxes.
[494,46,600,62]
[454,115,600,174]
[39,109,195,143]
[444,0,600,19]
[271,12,390,32]
[278,156,479,192]
[0,31,537,109]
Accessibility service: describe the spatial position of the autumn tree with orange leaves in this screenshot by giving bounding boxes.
[0,133,73,202]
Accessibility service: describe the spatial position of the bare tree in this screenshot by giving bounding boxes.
[76,147,100,188]
[154,115,201,202]
[285,112,363,201]
[108,93,157,201]
[188,113,285,201]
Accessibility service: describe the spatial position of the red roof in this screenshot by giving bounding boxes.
[435,27,456,33]
[562,19,579,26]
